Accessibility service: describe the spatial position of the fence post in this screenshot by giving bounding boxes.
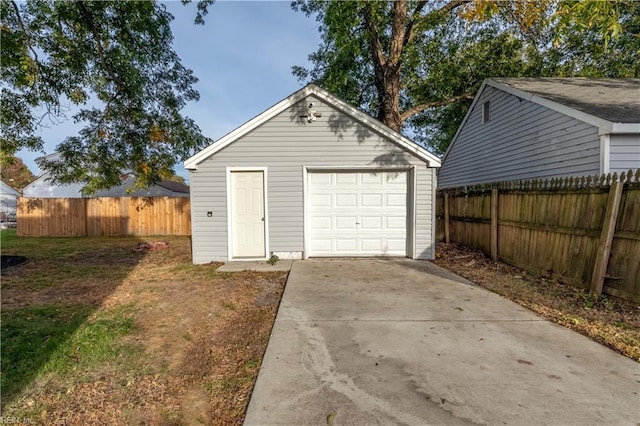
[491,188,498,261]
[444,191,450,244]
[83,198,89,237]
[590,181,623,296]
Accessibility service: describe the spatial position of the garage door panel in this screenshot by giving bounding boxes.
[336,239,357,252]
[336,216,357,230]
[311,216,332,230]
[361,193,383,207]
[386,239,406,251]
[336,173,357,184]
[308,171,408,257]
[311,239,332,252]
[361,239,382,252]
[386,193,406,207]
[310,173,331,185]
[387,216,406,230]
[362,173,383,184]
[388,172,406,183]
[336,194,357,207]
[311,193,332,208]
[361,216,382,230]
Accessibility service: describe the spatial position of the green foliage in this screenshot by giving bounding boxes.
[553,1,640,77]
[0,154,36,189]
[267,254,279,265]
[292,0,636,155]
[1,1,211,194]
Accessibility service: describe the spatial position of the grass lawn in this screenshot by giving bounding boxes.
[433,242,640,362]
[1,229,287,424]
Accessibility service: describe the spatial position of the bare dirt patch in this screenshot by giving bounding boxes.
[2,234,287,425]
[433,242,640,362]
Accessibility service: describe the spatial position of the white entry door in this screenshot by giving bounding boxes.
[308,171,408,257]
[230,171,265,258]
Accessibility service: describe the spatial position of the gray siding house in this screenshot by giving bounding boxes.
[24,153,190,198]
[439,78,640,188]
[185,85,441,263]
[0,180,20,218]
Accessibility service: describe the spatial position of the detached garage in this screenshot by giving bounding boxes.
[184,85,440,263]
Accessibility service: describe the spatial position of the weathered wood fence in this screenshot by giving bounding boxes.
[17,197,191,237]
[437,170,640,303]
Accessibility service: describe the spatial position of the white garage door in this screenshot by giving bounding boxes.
[308,171,408,257]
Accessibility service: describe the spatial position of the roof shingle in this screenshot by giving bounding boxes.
[492,78,640,124]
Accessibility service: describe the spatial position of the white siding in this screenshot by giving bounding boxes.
[23,175,84,197]
[190,95,436,263]
[439,86,601,188]
[23,174,187,198]
[609,134,640,174]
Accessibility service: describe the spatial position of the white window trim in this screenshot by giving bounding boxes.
[303,165,416,259]
[226,167,269,261]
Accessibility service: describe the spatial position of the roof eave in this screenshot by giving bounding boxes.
[487,79,620,132]
[610,123,640,134]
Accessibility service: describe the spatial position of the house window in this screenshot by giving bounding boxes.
[482,101,490,123]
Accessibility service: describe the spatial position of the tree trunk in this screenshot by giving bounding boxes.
[378,79,403,132]
[369,0,407,132]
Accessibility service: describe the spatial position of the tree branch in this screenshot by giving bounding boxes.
[403,1,428,47]
[405,0,470,46]
[10,0,40,63]
[76,1,126,95]
[362,3,387,69]
[400,92,474,121]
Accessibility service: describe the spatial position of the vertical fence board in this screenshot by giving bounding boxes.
[438,170,640,303]
[17,197,191,237]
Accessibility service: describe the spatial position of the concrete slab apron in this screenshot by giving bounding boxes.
[245,259,640,426]
[216,259,293,272]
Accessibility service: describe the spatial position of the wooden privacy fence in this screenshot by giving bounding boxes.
[437,170,640,303]
[17,197,191,237]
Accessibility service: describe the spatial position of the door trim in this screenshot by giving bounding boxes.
[226,167,269,261]
[303,166,415,259]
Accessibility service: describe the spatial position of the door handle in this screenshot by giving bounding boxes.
[261,217,265,221]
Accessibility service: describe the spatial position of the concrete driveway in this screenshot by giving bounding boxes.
[245,259,640,425]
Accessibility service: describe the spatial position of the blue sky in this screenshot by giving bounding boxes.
[19,0,321,181]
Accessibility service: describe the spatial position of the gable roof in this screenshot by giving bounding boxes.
[23,158,189,197]
[492,78,640,124]
[442,78,640,163]
[156,179,189,194]
[1,180,21,197]
[184,84,441,169]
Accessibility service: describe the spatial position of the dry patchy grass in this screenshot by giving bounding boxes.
[1,231,286,425]
[433,242,640,362]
